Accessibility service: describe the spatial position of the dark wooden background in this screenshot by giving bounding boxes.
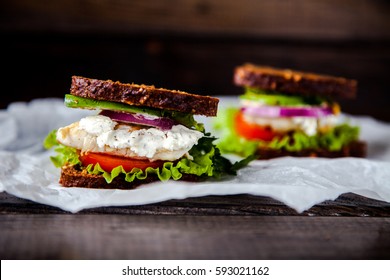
[1,0,389,121]
[1,1,390,259]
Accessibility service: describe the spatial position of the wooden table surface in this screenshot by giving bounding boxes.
[1,191,390,260]
[1,0,389,262]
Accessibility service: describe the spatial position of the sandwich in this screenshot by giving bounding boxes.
[44,76,243,189]
[215,64,367,159]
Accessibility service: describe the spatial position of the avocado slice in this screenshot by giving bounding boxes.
[65,94,163,116]
[64,94,204,132]
[241,88,325,106]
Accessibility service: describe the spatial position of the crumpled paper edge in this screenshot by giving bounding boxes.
[1,97,390,213]
[1,151,389,213]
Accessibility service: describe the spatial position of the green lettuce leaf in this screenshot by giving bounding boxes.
[43,129,245,184]
[44,130,81,167]
[262,124,359,152]
[214,107,360,157]
[213,107,259,157]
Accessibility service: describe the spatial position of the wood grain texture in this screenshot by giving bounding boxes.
[1,192,390,217]
[1,1,389,121]
[1,0,389,261]
[1,34,389,121]
[1,0,389,40]
[1,214,389,259]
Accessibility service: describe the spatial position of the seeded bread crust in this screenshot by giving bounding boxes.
[234,64,357,100]
[256,141,366,159]
[71,76,219,116]
[59,165,200,189]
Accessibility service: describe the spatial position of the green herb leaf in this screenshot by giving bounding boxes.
[165,110,205,132]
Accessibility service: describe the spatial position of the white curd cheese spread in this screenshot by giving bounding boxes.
[243,113,339,136]
[240,99,339,136]
[56,115,203,161]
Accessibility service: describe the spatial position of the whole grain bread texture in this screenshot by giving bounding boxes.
[60,165,201,189]
[71,76,219,116]
[234,64,357,100]
[256,141,366,159]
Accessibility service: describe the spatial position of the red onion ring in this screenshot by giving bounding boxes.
[242,105,333,118]
[100,110,176,130]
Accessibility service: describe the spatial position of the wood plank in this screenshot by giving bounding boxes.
[1,34,389,121]
[1,214,389,259]
[1,0,389,40]
[1,192,390,216]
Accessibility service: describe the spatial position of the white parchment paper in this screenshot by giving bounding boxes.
[0,97,389,213]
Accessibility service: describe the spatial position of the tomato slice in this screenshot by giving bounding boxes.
[79,153,165,172]
[235,111,276,141]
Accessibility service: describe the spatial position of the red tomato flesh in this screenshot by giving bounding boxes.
[235,111,276,141]
[79,153,165,172]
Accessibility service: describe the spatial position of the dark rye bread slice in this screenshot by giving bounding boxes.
[59,165,200,189]
[256,141,367,159]
[71,76,219,116]
[234,64,357,100]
